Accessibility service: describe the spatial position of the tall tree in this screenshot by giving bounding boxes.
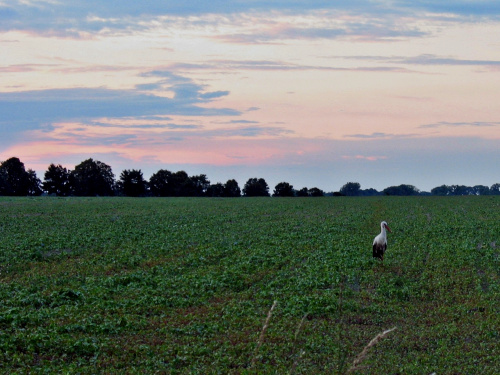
[383,184,420,196]
[149,170,202,196]
[223,179,241,197]
[273,182,295,197]
[206,183,225,197]
[471,185,490,196]
[340,182,361,196]
[308,187,325,197]
[149,169,173,197]
[118,169,148,197]
[360,188,380,196]
[27,169,43,196]
[190,174,210,197]
[243,178,269,197]
[170,171,191,196]
[449,185,473,196]
[0,157,40,196]
[0,168,7,195]
[71,158,115,196]
[431,185,450,196]
[296,187,309,197]
[43,163,72,196]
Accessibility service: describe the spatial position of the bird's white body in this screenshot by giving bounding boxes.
[373,221,391,260]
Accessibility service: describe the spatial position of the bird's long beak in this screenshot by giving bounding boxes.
[385,224,392,232]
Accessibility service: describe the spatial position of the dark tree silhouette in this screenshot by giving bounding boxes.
[223,179,241,197]
[0,157,41,196]
[118,169,148,197]
[190,174,210,197]
[205,179,241,197]
[71,158,115,196]
[273,182,295,197]
[360,188,381,196]
[149,170,208,196]
[43,163,72,196]
[308,187,325,197]
[296,187,309,197]
[491,183,500,195]
[449,185,473,196]
[383,184,420,196]
[149,169,173,197]
[431,185,450,196]
[243,178,269,197]
[340,182,361,196]
[471,185,490,196]
[27,169,43,196]
[2,155,498,198]
[170,171,191,196]
[206,183,225,197]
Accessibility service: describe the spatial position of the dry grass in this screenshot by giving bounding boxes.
[346,327,397,374]
[250,301,398,374]
[289,349,306,375]
[250,300,278,369]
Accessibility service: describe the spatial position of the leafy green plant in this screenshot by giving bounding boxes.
[0,196,498,373]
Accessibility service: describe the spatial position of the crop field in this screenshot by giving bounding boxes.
[0,196,498,374]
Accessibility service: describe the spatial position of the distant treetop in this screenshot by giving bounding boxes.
[0,156,498,197]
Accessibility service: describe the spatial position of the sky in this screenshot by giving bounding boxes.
[1,1,499,192]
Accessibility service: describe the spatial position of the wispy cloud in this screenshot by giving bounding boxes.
[0,64,36,72]
[399,54,500,66]
[344,132,420,139]
[213,13,429,44]
[200,91,230,100]
[419,121,500,129]
[342,155,388,161]
[394,0,500,16]
[345,132,390,139]
[169,60,413,73]
[138,70,231,101]
[337,54,500,67]
[3,1,499,38]
[217,26,347,44]
[52,65,140,74]
[21,119,293,153]
[226,120,260,124]
[87,120,202,130]
[210,126,293,138]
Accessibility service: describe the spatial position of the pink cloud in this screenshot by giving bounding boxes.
[342,155,387,161]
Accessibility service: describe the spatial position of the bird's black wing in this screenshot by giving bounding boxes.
[373,243,387,260]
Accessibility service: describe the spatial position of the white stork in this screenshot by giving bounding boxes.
[373,221,391,261]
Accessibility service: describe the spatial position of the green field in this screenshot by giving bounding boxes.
[0,196,498,374]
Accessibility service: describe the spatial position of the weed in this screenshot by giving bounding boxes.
[346,327,397,374]
[250,300,278,369]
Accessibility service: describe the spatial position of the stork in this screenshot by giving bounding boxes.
[373,221,391,261]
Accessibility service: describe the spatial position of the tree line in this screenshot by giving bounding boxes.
[1,157,499,197]
[337,182,500,196]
